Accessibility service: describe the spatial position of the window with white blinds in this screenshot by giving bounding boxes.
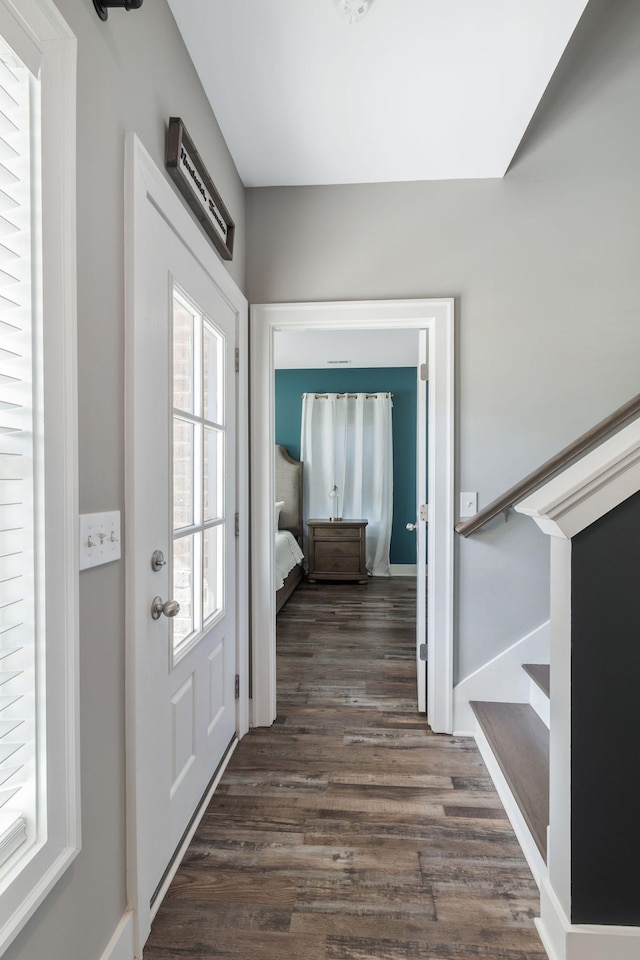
[0,36,36,871]
[0,1,78,952]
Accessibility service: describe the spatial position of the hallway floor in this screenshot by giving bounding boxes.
[144,578,546,959]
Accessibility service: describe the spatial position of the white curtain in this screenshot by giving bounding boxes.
[300,393,393,577]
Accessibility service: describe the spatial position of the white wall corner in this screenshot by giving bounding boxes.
[537,877,640,960]
[452,620,550,734]
[99,911,135,960]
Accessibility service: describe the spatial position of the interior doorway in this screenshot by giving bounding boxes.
[272,327,425,707]
[250,299,454,734]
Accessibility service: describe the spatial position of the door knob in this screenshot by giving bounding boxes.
[406,522,417,531]
[151,596,180,620]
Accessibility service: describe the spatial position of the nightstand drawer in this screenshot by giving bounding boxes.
[316,540,361,559]
[314,524,361,540]
[316,556,362,574]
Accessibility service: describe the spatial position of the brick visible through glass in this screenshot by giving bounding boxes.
[173,418,194,529]
[173,296,194,414]
[173,534,195,648]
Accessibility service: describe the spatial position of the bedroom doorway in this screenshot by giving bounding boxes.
[250,299,454,734]
[272,328,427,711]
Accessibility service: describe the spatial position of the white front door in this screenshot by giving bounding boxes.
[127,138,244,952]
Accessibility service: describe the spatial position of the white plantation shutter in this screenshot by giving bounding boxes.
[0,38,37,868]
[0,3,78,952]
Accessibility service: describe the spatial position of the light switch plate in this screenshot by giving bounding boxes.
[460,492,478,518]
[79,511,121,571]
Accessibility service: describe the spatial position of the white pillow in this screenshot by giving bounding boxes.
[275,501,285,528]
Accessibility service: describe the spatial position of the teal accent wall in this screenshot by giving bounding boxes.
[275,367,419,565]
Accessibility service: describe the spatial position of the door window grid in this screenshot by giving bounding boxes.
[171,287,225,662]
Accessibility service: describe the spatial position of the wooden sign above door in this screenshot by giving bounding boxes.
[166,117,235,261]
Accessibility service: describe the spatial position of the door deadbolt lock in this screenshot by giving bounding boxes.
[151,549,166,572]
[151,596,180,620]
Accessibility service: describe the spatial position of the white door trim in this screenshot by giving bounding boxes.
[250,299,454,733]
[416,329,428,712]
[124,134,249,954]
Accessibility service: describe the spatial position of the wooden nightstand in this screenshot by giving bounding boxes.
[306,519,368,583]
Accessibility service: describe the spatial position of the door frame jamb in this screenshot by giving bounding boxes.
[250,299,454,733]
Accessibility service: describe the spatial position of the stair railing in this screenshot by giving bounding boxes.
[455,391,640,537]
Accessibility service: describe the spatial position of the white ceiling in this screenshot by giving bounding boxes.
[274,328,420,369]
[167,0,589,187]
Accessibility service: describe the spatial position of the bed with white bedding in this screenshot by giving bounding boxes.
[275,529,304,591]
[275,445,304,613]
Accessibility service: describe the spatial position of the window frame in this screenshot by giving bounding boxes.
[0,0,79,953]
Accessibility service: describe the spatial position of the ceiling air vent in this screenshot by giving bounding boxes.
[326,360,352,365]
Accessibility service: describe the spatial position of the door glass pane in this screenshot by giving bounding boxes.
[203,321,224,424]
[173,417,194,529]
[204,427,223,522]
[171,285,226,662]
[173,294,195,413]
[203,526,223,622]
[173,534,194,648]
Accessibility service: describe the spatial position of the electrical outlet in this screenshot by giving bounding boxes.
[460,492,478,518]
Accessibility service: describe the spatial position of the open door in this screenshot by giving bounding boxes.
[413,330,428,713]
[126,136,248,955]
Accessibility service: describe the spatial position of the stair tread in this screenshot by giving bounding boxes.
[522,663,550,698]
[470,700,549,860]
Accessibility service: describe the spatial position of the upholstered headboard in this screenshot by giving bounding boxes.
[275,445,303,540]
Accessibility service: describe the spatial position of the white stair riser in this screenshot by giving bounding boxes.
[453,622,550,734]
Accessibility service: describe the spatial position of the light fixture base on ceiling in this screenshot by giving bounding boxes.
[93,0,143,21]
[334,0,375,25]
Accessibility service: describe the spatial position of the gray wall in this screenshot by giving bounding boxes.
[246,0,640,682]
[5,2,245,959]
[6,0,640,957]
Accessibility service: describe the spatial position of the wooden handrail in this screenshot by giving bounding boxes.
[456,391,640,537]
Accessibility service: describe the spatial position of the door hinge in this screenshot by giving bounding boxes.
[234,513,239,537]
[235,674,240,699]
[420,362,429,381]
[235,347,239,373]
[420,504,428,522]
[419,643,428,662]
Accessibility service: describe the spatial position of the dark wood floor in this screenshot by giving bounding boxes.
[144,578,546,959]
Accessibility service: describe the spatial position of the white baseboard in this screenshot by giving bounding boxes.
[389,563,417,577]
[537,877,640,960]
[453,620,550,734]
[100,911,135,960]
[473,724,547,889]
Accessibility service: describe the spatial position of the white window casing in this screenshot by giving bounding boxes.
[0,1,79,954]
